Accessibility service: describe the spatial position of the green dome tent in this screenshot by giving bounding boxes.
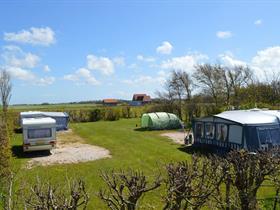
[141,112,182,130]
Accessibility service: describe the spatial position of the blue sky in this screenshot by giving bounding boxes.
[0,1,280,104]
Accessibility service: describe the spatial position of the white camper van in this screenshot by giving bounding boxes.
[22,117,56,152]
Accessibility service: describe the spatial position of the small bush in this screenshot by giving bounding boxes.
[104,109,120,121]
[121,106,131,118]
[90,109,103,121]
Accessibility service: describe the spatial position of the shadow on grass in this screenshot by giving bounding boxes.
[14,128,22,134]
[134,127,149,132]
[177,145,229,157]
[12,145,51,159]
[134,127,183,132]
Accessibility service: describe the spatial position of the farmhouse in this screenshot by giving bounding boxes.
[193,109,280,151]
[130,93,151,106]
[102,99,118,106]
[141,112,182,130]
[20,111,69,131]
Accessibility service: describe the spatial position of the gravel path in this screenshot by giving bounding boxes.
[161,131,188,145]
[26,130,111,169]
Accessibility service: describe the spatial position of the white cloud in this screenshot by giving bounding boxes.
[122,75,153,85]
[137,54,156,62]
[43,65,51,72]
[63,74,79,82]
[128,63,138,69]
[77,68,99,85]
[122,71,167,86]
[6,66,36,81]
[113,57,125,66]
[156,41,173,54]
[2,45,40,68]
[64,68,100,85]
[156,70,168,84]
[216,31,232,39]
[218,53,247,67]
[218,47,280,81]
[251,46,280,80]
[5,66,55,85]
[161,53,208,72]
[36,76,55,86]
[4,27,55,46]
[254,19,262,25]
[87,54,114,75]
[1,45,55,86]
[2,45,21,52]
[8,53,40,68]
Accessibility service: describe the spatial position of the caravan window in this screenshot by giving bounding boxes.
[258,129,271,144]
[205,123,215,139]
[270,128,280,144]
[195,123,204,138]
[28,128,52,139]
[258,127,280,144]
[216,124,228,141]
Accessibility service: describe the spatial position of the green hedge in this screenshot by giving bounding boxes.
[6,105,151,126]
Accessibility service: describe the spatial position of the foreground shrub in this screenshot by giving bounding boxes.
[163,155,224,210]
[226,149,280,210]
[24,179,89,209]
[99,169,161,210]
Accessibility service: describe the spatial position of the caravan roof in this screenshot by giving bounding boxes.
[20,111,68,118]
[20,111,43,117]
[22,117,56,126]
[215,110,279,125]
[41,112,69,117]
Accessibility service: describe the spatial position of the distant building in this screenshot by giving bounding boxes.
[103,99,118,106]
[130,94,151,106]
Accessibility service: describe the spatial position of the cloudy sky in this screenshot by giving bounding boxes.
[0,1,280,104]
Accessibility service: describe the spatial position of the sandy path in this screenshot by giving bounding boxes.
[26,129,111,169]
[161,131,189,145]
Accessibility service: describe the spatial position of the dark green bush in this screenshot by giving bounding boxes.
[90,109,103,121]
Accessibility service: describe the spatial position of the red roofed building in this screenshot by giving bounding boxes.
[131,94,151,106]
[103,99,118,106]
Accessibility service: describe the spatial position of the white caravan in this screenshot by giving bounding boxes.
[22,117,57,152]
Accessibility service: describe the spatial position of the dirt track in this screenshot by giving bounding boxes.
[161,131,189,144]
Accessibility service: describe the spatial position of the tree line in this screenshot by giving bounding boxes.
[156,64,280,122]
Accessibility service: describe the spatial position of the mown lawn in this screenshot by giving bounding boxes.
[11,118,277,209]
[11,118,189,209]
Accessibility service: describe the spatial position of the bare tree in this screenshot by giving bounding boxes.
[168,71,185,119]
[99,169,161,210]
[157,70,194,121]
[155,81,178,114]
[209,157,240,210]
[177,71,194,122]
[24,178,89,210]
[224,65,253,108]
[163,155,225,210]
[193,64,224,107]
[0,70,12,114]
[226,149,280,210]
[269,169,280,210]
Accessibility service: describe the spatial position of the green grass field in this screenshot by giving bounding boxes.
[11,118,189,209]
[10,103,99,111]
[11,118,276,209]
